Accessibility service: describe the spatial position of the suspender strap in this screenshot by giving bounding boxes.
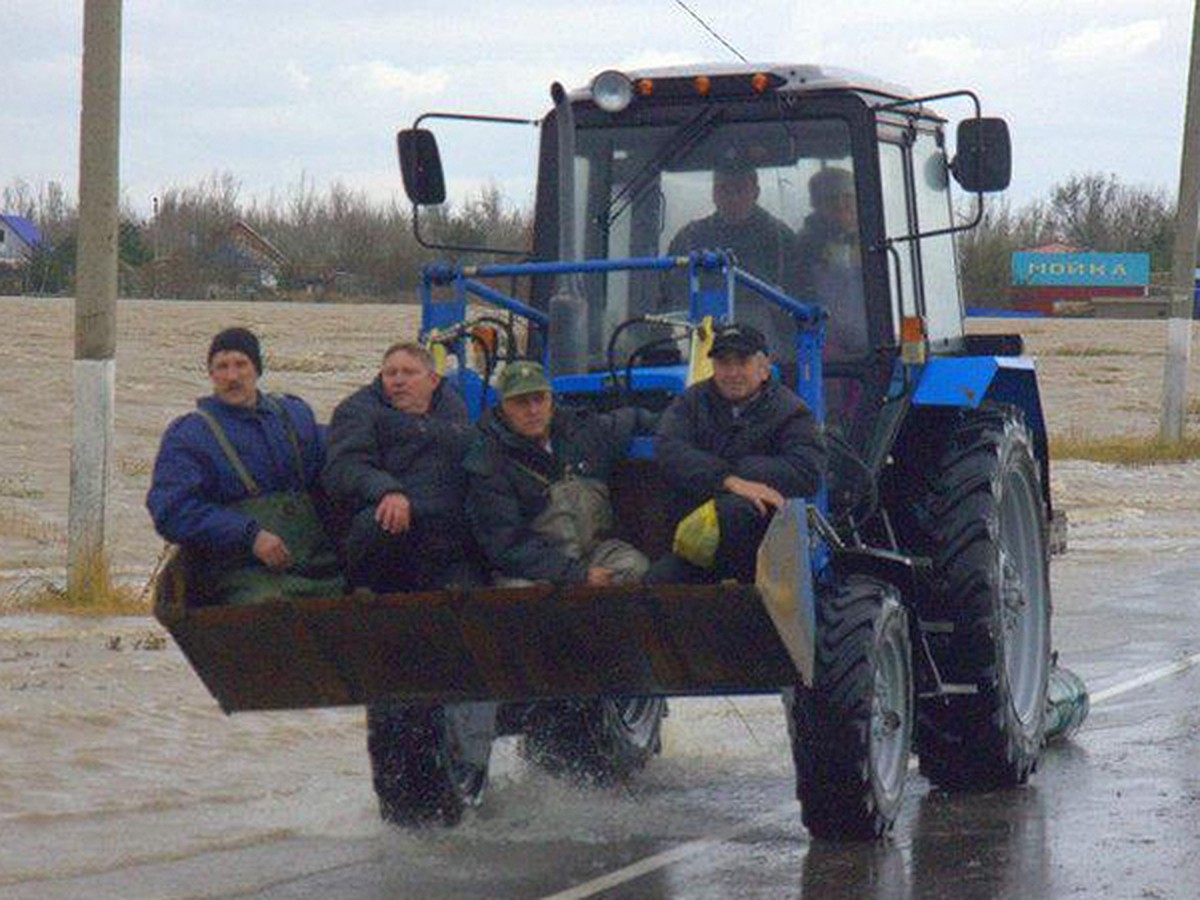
[194,395,308,496]
[195,408,261,496]
[512,459,554,489]
[261,395,308,486]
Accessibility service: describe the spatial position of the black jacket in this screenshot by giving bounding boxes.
[463,405,653,584]
[322,377,473,526]
[667,206,799,359]
[655,378,825,509]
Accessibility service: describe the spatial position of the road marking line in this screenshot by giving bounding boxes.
[1089,651,1200,704]
[538,653,1200,900]
[536,805,795,900]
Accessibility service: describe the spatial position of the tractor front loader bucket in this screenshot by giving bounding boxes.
[153,549,808,714]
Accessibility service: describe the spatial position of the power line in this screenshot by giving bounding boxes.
[672,0,748,63]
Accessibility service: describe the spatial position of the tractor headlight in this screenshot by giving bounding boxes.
[591,70,634,113]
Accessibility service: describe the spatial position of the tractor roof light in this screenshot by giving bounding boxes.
[636,78,655,98]
[591,70,635,113]
[694,75,712,96]
[751,72,770,94]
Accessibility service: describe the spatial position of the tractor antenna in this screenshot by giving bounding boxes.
[672,0,748,62]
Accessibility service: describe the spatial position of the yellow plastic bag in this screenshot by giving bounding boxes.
[673,499,720,569]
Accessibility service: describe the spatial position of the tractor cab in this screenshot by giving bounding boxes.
[403,63,1011,464]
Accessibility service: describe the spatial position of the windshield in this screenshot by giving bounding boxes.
[573,116,867,365]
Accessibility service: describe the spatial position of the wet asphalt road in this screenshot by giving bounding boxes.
[10,518,1200,900]
[245,525,1200,899]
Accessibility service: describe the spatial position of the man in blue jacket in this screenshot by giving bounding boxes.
[146,327,342,604]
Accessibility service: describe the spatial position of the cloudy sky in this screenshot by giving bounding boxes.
[3,0,1195,217]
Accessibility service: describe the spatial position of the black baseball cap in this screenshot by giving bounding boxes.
[709,323,768,358]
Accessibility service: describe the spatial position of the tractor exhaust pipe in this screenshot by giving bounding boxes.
[548,81,588,375]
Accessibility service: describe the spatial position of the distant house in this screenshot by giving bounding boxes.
[0,214,44,267]
[210,220,287,291]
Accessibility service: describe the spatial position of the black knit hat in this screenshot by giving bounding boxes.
[207,327,263,374]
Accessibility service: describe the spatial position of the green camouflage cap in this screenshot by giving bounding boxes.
[496,360,551,400]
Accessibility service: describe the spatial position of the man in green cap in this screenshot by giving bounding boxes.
[464,361,655,585]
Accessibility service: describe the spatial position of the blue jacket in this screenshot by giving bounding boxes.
[146,393,325,554]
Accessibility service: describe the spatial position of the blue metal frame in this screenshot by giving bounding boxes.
[418,250,828,425]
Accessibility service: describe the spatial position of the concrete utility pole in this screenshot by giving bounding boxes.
[69,0,122,598]
[1161,0,1200,441]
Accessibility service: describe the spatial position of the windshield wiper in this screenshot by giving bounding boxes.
[597,106,724,234]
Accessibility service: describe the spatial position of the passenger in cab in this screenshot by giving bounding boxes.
[794,166,868,359]
[649,324,826,584]
[146,327,343,605]
[322,342,477,593]
[666,156,798,363]
[464,361,654,586]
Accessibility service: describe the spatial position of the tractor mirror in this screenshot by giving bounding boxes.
[397,128,446,205]
[952,118,1011,193]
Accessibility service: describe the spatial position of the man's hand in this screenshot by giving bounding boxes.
[722,475,785,516]
[586,566,615,586]
[375,492,412,535]
[252,530,293,570]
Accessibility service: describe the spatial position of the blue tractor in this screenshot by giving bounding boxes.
[157,64,1066,841]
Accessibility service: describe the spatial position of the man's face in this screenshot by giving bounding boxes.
[381,349,439,414]
[817,189,857,235]
[712,171,759,224]
[712,352,771,404]
[501,391,554,441]
[209,350,259,408]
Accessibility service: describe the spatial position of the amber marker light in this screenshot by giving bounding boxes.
[751,72,770,93]
[694,75,712,96]
[901,315,927,365]
[636,78,654,97]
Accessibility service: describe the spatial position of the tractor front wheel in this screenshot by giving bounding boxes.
[786,576,913,840]
[366,700,494,826]
[521,696,666,783]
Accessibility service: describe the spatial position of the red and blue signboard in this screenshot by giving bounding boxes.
[1011,252,1150,287]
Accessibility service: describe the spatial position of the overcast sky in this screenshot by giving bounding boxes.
[3,0,1195,217]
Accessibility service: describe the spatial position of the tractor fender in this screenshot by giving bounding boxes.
[910,356,1052,514]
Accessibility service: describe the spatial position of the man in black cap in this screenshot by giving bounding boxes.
[665,163,798,364]
[147,327,342,604]
[464,360,654,586]
[649,323,826,584]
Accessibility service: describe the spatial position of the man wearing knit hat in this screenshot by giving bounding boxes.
[147,327,343,604]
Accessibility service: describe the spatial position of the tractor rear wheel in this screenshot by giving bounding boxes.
[521,696,665,783]
[366,701,493,826]
[787,576,913,840]
[895,404,1051,790]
